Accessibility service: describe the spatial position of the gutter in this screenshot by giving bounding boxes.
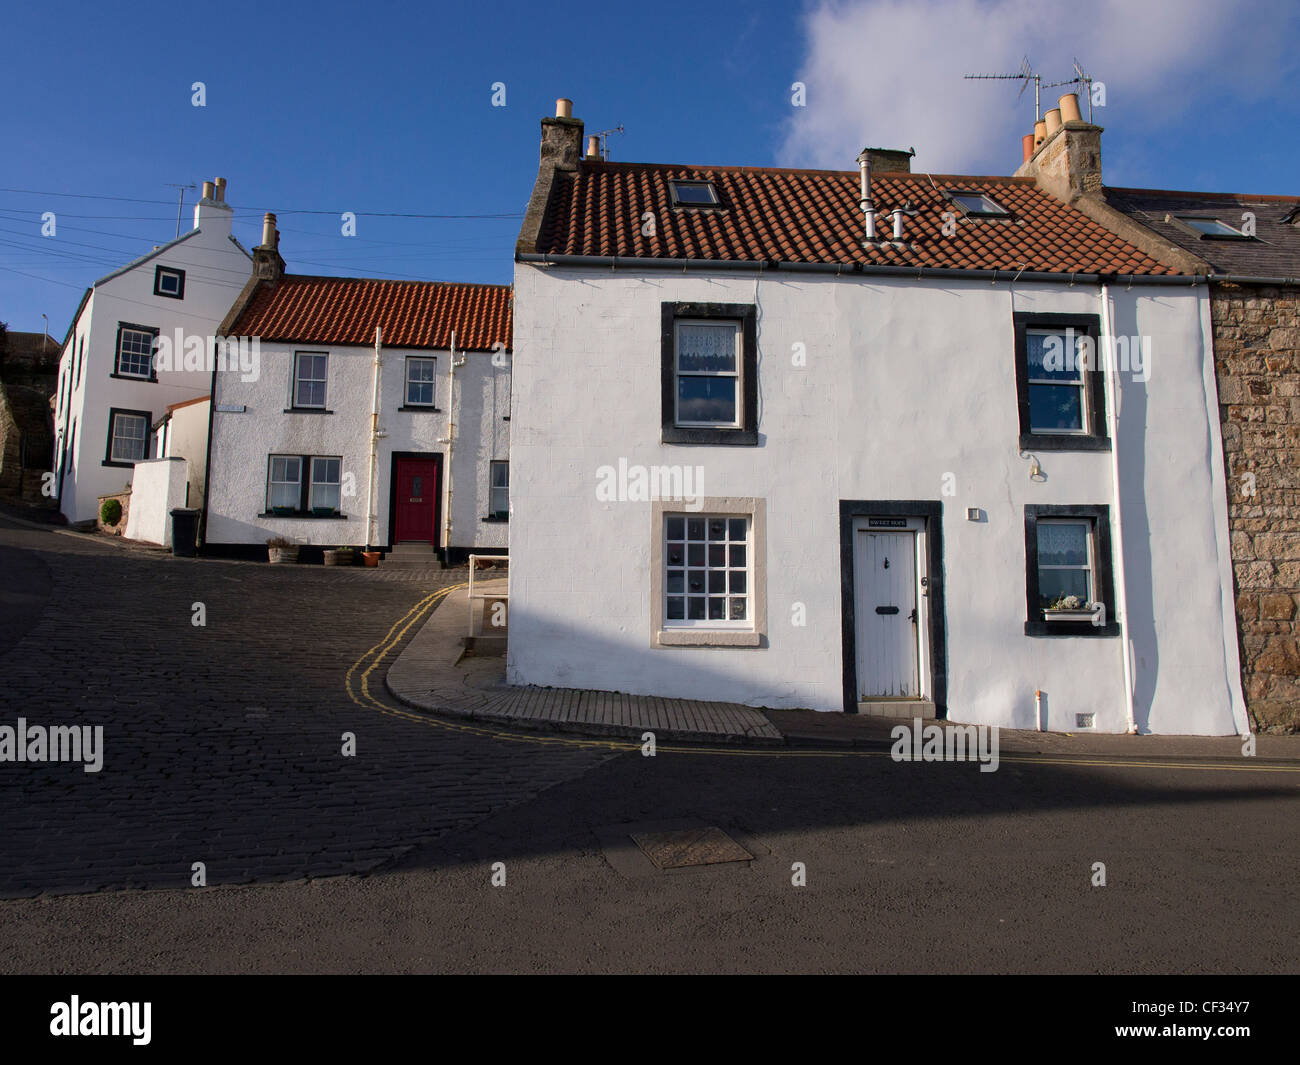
[517,252,1204,285]
[1206,274,1300,285]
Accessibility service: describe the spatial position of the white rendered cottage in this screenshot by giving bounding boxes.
[203,219,511,561]
[52,178,250,524]
[506,101,1247,736]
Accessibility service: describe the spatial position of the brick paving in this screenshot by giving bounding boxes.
[0,515,613,898]
[386,585,784,743]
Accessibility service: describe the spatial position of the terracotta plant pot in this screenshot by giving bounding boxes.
[361,551,381,567]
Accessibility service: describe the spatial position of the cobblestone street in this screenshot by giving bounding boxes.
[0,516,613,897]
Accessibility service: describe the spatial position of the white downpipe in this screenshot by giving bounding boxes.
[1100,283,1138,734]
[443,331,463,554]
[365,325,382,550]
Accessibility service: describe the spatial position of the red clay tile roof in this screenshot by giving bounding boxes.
[232,276,512,352]
[534,161,1180,275]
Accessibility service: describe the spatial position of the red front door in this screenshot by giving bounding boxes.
[394,457,437,543]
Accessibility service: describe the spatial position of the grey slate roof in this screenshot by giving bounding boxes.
[1104,186,1300,278]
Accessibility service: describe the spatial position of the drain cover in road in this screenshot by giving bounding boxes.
[631,827,753,870]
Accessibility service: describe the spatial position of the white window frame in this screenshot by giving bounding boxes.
[673,319,741,429]
[405,356,437,407]
[109,412,149,464]
[116,327,155,379]
[293,351,329,409]
[651,498,766,648]
[155,266,184,298]
[1036,518,1096,611]
[1026,327,1089,436]
[1177,216,1250,238]
[489,460,509,518]
[309,457,342,512]
[948,190,1009,216]
[267,455,303,511]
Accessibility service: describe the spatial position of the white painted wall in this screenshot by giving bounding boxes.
[204,339,509,551]
[52,197,250,523]
[124,457,188,546]
[163,398,210,507]
[507,265,1244,735]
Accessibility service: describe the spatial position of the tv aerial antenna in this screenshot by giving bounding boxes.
[1046,58,1096,122]
[163,182,198,239]
[592,125,624,162]
[964,57,1041,120]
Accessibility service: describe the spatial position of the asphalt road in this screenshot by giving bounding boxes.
[1,512,1296,973]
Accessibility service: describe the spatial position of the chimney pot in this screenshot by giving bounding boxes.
[1058,93,1082,123]
[555,98,573,119]
[586,135,600,160]
[1022,133,1036,163]
[214,177,227,202]
[261,212,278,248]
[201,180,215,200]
[1033,120,1047,147]
[1044,108,1063,135]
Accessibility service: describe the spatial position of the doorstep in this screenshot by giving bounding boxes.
[858,699,936,719]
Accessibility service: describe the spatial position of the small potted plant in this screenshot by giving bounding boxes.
[312,505,339,517]
[323,545,356,567]
[271,505,296,516]
[267,535,299,564]
[1043,594,1094,621]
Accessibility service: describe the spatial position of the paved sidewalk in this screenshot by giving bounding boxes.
[388,588,1300,758]
[386,586,784,744]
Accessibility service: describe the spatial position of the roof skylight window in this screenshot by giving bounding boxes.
[947,190,1010,217]
[1176,216,1253,240]
[669,180,721,208]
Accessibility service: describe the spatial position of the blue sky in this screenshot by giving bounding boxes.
[4,0,1298,336]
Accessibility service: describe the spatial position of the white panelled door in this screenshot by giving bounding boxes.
[854,528,920,698]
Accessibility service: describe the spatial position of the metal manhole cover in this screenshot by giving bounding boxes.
[630,827,753,870]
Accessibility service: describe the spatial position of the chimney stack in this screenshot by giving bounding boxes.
[860,147,915,174]
[252,211,285,283]
[517,95,585,255]
[1016,93,1103,201]
[192,176,233,237]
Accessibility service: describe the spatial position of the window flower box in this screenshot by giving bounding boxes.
[1043,609,1096,622]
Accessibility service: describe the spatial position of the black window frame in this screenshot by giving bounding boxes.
[112,322,159,382]
[262,453,346,517]
[1024,504,1119,637]
[661,302,758,446]
[668,180,722,209]
[153,265,186,299]
[485,459,509,521]
[1012,312,1109,451]
[75,334,84,387]
[102,407,152,468]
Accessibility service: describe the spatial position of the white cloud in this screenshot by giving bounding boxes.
[779,0,1298,174]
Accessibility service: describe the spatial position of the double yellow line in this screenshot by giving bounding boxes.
[344,590,1300,772]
